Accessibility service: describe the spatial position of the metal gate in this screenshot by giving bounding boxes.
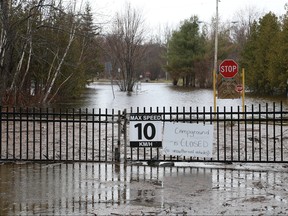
[1,102,287,164]
[126,103,288,163]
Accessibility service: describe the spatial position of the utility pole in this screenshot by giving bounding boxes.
[213,0,219,113]
[214,0,219,73]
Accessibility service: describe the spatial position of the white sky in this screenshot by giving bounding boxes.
[88,0,287,31]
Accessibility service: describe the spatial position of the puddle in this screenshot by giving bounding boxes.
[0,163,287,215]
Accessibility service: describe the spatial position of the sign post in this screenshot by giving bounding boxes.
[217,59,241,99]
[216,59,245,113]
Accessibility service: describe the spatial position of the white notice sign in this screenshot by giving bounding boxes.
[163,122,213,158]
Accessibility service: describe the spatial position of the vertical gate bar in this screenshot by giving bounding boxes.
[210,106,213,161]
[217,106,220,161]
[116,110,121,162]
[259,104,262,161]
[79,108,82,161]
[13,107,16,159]
[138,107,141,161]
[244,106,247,161]
[169,106,172,161]
[46,108,49,161]
[230,106,233,161]
[183,106,186,123]
[156,107,159,160]
[130,107,133,161]
[40,108,42,160]
[203,106,206,124]
[0,106,2,158]
[19,107,22,160]
[176,106,179,161]
[26,107,29,160]
[59,108,62,161]
[210,106,213,125]
[92,108,95,162]
[111,109,115,162]
[123,109,127,163]
[224,107,226,162]
[266,103,269,161]
[190,106,193,161]
[203,106,205,161]
[273,102,276,162]
[237,106,240,161]
[52,108,55,161]
[86,108,89,162]
[98,108,101,161]
[182,107,186,161]
[33,107,36,160]
[105,108,108,162]
[6,107,9,159]
[163,106,166,161]
[280,102,283,161]
[72,108,75,161]
[190,107,192,123]
[150,107,153,160]
[196,106,199,124]
[66,108,69,161]
[252,105,254,161]
[53,108,55,161]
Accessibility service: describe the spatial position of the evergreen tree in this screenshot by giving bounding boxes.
[241,12,282,94]
[166,16,205,86]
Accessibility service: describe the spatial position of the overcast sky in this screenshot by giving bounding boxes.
[88,0,287,30]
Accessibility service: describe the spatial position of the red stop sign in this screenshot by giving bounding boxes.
[219,59,238,78]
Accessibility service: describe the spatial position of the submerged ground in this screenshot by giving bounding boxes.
[0,162,287,215]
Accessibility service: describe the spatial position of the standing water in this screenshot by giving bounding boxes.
[1,81,288,215]
[53,82,288,111]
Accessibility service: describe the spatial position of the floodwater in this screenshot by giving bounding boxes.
[1,82,288,215]
[1,162,288,215]
[53,82,288,111]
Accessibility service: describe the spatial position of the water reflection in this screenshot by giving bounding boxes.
[53,82,288,111]
[0,163,287,215]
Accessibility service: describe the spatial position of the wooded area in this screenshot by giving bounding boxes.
[0,0,101,106]
[0,0,287,107]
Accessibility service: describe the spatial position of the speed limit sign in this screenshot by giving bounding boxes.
[129,114,163,147]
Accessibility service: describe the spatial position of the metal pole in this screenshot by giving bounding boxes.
[214,0,219,74]
[242,68,245,113]
[213,69,217,114]
[213,0,219,113]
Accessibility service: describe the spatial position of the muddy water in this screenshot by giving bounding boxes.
[0,163,287,215]
[1,83,288,215]
[52,82,288,111]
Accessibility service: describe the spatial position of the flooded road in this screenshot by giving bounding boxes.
[1,82,288,215]
[1,162,288,215]
[53,82,288,111]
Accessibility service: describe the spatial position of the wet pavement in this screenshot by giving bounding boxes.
[0,162,288,215]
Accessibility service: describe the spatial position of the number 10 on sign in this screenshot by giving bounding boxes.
[129,121,163,147]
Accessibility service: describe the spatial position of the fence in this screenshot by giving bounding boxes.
[0,103,288,163]
[128,103,288,163]
[0,107,120,162]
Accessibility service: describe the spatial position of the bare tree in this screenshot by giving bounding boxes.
[231,6,263,54]
[106,3,146,92]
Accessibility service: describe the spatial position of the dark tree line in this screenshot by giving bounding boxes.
[241,12,288,94]
[165,6,288,95]
[0,0,101,106]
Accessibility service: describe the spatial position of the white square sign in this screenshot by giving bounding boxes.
[163,122,213,158]
[129,114,163,147]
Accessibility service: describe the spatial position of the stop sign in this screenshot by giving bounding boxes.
[219,59,238,78]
